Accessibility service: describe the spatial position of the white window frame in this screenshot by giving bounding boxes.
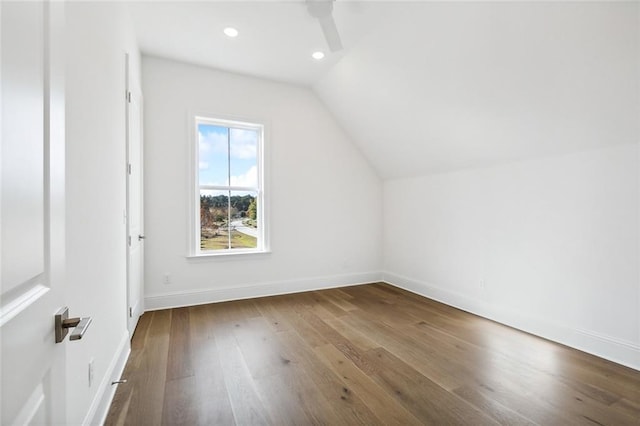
[188,114,268,257]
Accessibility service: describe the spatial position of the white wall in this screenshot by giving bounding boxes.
[65,3,140,424]
[383,143,639,369]
[142,56,381,309]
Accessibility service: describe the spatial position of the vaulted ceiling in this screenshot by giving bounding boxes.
[129,1,639,179]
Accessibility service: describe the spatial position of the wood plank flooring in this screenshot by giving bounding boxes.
[105,283,640,425]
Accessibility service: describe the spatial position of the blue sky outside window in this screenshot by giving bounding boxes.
[198,124,258,192]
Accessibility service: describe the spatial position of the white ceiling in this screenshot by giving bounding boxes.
[128,1,393,86]
[128,1,639,179]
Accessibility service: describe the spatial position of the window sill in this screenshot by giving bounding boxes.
[186,250,271,261]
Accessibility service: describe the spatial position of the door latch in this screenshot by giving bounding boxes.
[55,307,92,343]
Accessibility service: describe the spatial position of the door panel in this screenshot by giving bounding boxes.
[1,0,45,295]
[126,55,144,336]
[1,1,67,424]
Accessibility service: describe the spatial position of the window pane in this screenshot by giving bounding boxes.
[200,189,230,251]
[229,191,258,249]
[229,128,258,188]
[198,124,228,186]
[194,118,264,255]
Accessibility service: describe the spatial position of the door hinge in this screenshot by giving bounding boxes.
[128,235,132,246]
[128,163,132,175]
[129,307,133,317]
[127,91,131,103]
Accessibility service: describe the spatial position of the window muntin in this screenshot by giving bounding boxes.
[194,117,264,255]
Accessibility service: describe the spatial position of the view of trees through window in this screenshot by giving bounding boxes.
[197,119,262,252]
[199,192,258,250]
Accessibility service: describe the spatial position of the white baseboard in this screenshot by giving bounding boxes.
[382,271,640,372]
[145,271,383,311]
[83,330,131,426]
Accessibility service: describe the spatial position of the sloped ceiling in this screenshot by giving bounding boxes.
[314,2,639,178]
[129,1,639,179]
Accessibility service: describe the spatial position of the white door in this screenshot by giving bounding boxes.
[1,1,68,424]
[126,54,144,337]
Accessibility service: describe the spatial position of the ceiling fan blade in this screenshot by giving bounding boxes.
[306,0,343,52]
[319,15,343,52]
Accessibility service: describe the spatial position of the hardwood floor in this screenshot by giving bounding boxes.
[105,283,640,425]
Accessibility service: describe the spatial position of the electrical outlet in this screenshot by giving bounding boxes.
[163,274,171,285]
[88,358,95,388]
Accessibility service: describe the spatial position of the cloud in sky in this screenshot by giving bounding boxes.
[230,165,258,188]
[199,127,257,160]
[198,129,227,154]
[230,128,257,160]
[201,166,258,188]
[199,161,209,170]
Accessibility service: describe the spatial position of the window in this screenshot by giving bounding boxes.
[192,116,266,256]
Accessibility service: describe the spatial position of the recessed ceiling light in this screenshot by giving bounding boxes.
[312,51,325,60]
[224,27,239,38]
